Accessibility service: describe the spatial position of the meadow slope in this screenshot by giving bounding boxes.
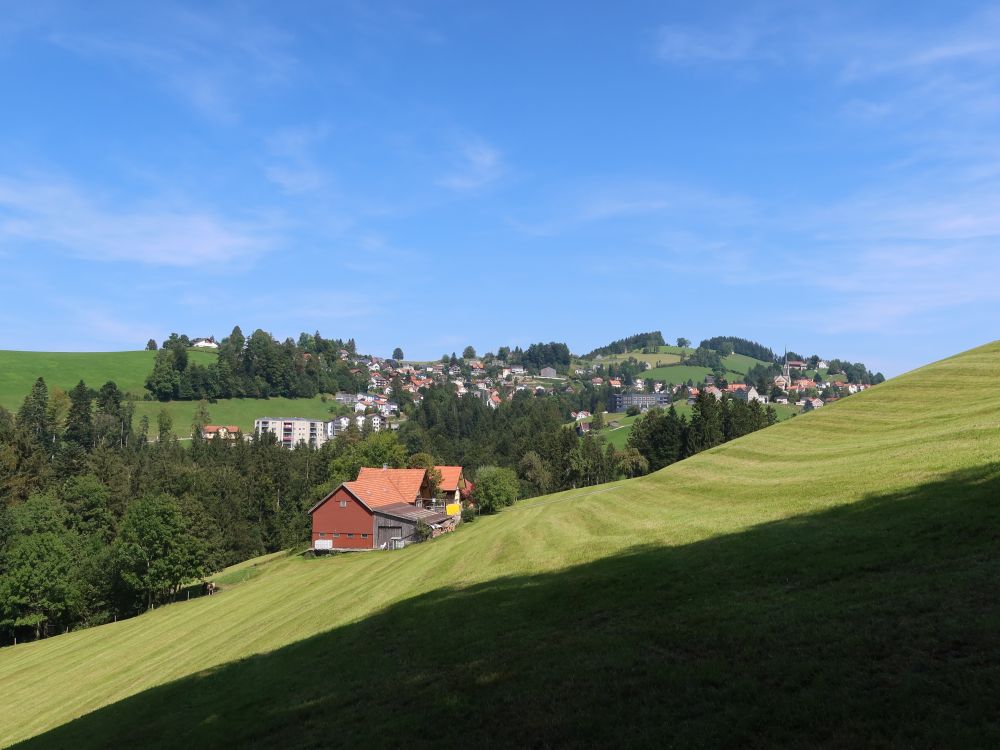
[0,350,337,435]
[2,342,1000,747]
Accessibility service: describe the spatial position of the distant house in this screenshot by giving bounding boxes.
[703,386,723,400]
[729,385,766,404]
[787,360,807,370]
[510,365,526,376]
[817,360,829,369]
[540,366,558,378]
[608,378,622,389]
[591,377,604,386]
[192,337,218,349]
[773,375,789,389]
[576,421,592,436]
[308,467,455,551]
[201,424,240,440]
[804,398,824,411]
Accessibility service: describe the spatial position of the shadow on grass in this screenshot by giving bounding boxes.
[16,464,1000,749]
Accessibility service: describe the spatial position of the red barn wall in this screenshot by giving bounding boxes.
[311,486,374,549]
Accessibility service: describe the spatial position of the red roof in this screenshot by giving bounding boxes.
[346,467,429,509]
[434,466,464,492]
[203,425,240,433]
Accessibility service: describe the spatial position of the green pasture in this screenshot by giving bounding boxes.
[3,342,1000,747]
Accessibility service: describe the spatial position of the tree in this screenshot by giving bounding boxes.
[192,400,212,436]
[590,410,605,432]
[145,350,179,401]
[0,493,82,640]
[65,381,94,448]
[676,337,690,348]
[45,386,71,438]
[472,466,519,513]
[17,377,50,441]
[518,451,551,495]
[157,409,173,443]
[408,452,442,497]
[112,495,205,611]
[616,447,649,478]
[392,347,404,361]
[414,519,432,542]
[462,345,477,360]
[145,339,158,351]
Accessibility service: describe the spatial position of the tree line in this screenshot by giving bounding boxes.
[627,392,778,472]
[586,331,666,358]
[145,327,367,401]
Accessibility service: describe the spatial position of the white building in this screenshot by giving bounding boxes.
[192,338,218,349]
[254,417,328,448]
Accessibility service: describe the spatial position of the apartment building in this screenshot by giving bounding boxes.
[254,417,328,448]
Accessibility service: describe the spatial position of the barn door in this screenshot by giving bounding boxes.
[377,525,403,548]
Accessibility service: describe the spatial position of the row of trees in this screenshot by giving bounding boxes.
[586,331,666,358]
[627,393,778,472]
[145,327,367,401]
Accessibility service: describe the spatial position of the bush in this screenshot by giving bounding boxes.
[415,520,432,542]
[626,405,641,417]
[460,506,476,523]
[471,466,520,514]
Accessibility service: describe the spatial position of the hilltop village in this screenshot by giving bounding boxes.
[190,332,883,448]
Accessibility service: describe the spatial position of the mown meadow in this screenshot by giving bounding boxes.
[1,341,999,747]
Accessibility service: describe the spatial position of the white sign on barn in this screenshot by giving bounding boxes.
[314,539,333,550]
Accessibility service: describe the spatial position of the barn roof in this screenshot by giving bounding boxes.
[373,502,449,524]
[349,467,428,508]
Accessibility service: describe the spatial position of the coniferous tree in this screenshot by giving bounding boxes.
[64,381,93,449]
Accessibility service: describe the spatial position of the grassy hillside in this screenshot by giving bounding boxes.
[0,350,339,436]
[3,342,1000,747]
[0,350,214,409]
[131,396,339,436]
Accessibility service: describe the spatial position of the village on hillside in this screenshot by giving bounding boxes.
[195,336,880,448]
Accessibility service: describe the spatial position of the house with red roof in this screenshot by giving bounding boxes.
[434,465,467,503]
[308,466,459,551]
[200,425,241,440]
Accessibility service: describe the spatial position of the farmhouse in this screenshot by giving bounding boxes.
[191,337,218,349]
[308,467,458,551]
[200,424,241,440]
[435,465,467,503]
[540,366,558,378]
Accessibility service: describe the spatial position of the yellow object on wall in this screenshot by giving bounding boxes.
[446,503,461,516]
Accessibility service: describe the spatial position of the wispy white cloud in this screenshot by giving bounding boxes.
[264,125,330,193]
[48,6,296,121]
[655,25,766,64]
[0,174,274,267]
[436,138,505,192]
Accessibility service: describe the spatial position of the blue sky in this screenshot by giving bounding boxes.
[1,1,999,376]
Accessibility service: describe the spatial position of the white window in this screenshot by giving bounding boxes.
[339,499,347,508]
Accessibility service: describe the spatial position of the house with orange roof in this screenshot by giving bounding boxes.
[434,465,467,503]
[308,466,457,551]
[200,424,241,440]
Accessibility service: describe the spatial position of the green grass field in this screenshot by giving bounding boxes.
[0,350,343,437]
[131,397,340,436]
[3,342,1000,747]
[0,350,217,410]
